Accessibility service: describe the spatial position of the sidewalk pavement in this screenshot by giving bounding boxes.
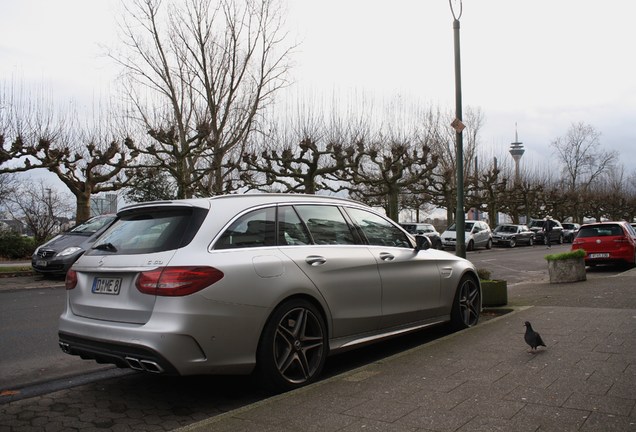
[178,269,636,432]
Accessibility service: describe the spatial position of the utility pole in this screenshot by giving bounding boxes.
[450,0,466,258]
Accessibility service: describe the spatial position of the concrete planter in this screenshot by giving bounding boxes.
[481,279,508,306]
[547,257,586,283]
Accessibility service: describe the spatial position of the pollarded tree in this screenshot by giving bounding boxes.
[0,87,134,223]
[429,106,484,224]
[241,106,360,194]
[336,132,439,223]
[114,0,294,198]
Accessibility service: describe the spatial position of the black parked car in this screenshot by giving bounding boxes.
[528,218,564,245]
[492,224,535,248]
[32,214,116,277]
[400,222,443,249]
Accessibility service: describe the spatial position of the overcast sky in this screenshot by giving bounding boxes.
[2,0,636,180]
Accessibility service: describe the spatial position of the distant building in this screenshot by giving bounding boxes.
[91,194,118,216]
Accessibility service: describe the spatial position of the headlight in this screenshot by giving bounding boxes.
[57,247,82,257]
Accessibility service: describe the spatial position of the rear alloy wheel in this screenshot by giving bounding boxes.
[450,275,481,330]
[486,238,493,249]
[467,240,475,251]
[509,238,516,248]
[256,299,327,392]
[528,237,534,246]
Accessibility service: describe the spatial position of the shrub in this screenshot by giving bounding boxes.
[477,268,492,280]
[545,249,586,261]
[0,231,37,260]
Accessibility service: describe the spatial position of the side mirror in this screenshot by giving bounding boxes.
[414,235,431,251]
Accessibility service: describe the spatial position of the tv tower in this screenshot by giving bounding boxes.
[509,124,525,185]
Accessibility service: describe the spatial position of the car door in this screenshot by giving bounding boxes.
[344,207,442,328]
[277,204,383,339]
[472,222,486,248]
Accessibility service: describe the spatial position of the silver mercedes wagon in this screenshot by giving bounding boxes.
[59,194,481,391]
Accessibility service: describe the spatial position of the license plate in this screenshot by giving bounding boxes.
[92,277,122,295]
[36,260,47,267]
[589,253,610,259]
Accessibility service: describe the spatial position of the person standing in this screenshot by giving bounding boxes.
[543,216,553,248]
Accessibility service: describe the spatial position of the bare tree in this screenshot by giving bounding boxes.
[552,122,617,190]
[4,180,73,243]
[551,122,617,222]
[0,173,18,209]
[0,84,135,223]
[242,103,361,194]
[337,132,438,222]
[429,106,484,223]
[114,0,294,198]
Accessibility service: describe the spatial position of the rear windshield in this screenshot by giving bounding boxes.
[87,207,205,255]
[577,225,624,238]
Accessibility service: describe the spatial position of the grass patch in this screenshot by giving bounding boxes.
[545,249,586,261]
[0,265,32,273]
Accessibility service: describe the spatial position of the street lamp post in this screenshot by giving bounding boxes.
[450,0,466,258]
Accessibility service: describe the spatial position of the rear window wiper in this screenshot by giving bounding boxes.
[93,242,118,252]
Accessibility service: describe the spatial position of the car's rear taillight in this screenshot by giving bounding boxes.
[65,270,78,290]
[136,266,224,296]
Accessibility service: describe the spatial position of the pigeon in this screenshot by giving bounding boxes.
[524,321,546,352]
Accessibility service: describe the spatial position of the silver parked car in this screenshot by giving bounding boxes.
[441,220,493,251]
[59,194,481,391]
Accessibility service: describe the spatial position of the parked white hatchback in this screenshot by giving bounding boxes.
[441,220,493,251]
[59,194,481,391]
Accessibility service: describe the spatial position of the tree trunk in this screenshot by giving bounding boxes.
[76,190,92,224]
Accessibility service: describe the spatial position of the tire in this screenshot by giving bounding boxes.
[528,237,534,246]
[558,235,564,244]
[256,299,327,392]
[467,240,474,251]
[450,275,481,330]
[486,238,492,250]
[509,238,516,248]
[435,239,443,250]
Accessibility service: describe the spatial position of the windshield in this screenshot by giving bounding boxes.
[495,225,517,233]
[446,222,474,232]
[69,215,116,234]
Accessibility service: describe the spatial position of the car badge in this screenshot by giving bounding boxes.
[596,239,601,244]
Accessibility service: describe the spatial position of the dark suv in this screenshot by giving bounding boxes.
[529,218,564,245]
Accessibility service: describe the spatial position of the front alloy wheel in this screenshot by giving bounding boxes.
[450,275,481,330]
[257,299,327,392]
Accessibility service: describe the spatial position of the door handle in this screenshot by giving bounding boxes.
[305,255,327,266]
[379,252,395,261]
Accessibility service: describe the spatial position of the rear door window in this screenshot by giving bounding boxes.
[294,205,356,245]
[345,208,411,248]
